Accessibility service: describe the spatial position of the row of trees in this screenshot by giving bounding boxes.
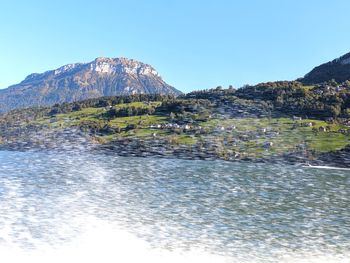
[235,81,350,118]
[48,94,175,116]
[105,106,155,118]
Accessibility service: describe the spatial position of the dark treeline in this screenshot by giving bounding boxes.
[157,99,212,114]
[49,94,176,115]
[183,86,236,100]
[105,106,155,119]
[2,79,350,124]
[180,80,350,119]
[235,81,350,118]
[0,94,176,125]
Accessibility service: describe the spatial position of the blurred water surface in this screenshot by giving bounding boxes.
[0,150,349,262]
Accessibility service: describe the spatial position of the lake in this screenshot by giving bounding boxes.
[0,150,349,262]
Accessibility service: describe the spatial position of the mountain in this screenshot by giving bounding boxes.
[300,52,350,85]
[0,57,181,112]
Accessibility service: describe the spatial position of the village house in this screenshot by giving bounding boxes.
[239,134,250,141]
[296,143,307,150]
[150,123,193,131]
[314,89,323,95]
[263,141,273,149]
[341,120,350,126]
[325,117,334,123]
[336,85,346,92]
[338,129,346,134]
[302,122,313,127]
[266,131,280,138]
[319,126,327,132]
[226,125,236,131]
[213,126,225,133]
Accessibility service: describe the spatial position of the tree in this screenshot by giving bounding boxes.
[329,105,341,118]
[127,107,133,116]
[344,80,350,88]
[106,108,118,118]
[147,107,155,115]
[180,105,185,114]
[328,79,338,87]
[72,103,82,111]
[97,100,110,107]
[345,108,350,118]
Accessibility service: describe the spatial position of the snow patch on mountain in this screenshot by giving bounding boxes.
[54,64,82,75]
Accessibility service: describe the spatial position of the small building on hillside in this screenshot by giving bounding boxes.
[319,126,327,132]
[263,141,273,149]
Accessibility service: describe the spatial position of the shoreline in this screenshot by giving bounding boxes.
[1,139,349,169]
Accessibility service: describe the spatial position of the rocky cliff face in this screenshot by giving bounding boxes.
[300,52,350,84]
[0,57,181,112]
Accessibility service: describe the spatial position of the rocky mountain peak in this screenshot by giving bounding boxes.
[53,63,83,75]
[87,57,160,76]
[0,57,181,112]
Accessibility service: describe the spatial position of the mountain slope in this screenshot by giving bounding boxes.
[300,52,350,84]
[0,57,181,112]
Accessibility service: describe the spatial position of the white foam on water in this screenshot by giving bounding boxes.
[0,216,349,263]
[303,165,350,171]
[0,216,231,263]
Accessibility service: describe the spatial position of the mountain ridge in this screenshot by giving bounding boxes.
[300,51,350,84]
[0,57,181,112]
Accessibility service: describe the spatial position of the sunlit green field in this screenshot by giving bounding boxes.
[24,102,350,156]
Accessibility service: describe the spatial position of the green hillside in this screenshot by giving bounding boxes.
[1,85,349,164]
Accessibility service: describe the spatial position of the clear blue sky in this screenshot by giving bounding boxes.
[1,0,350,93]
